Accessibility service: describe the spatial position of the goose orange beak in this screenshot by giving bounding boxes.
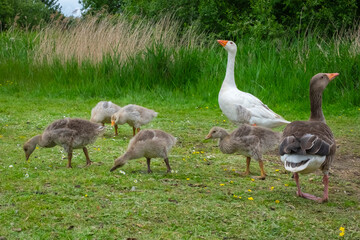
[217,40,228,47]
[111,120,115,127]
[326,73,339,81]
[205,133,212,139]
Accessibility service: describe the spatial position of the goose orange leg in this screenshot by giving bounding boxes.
[244,157,251,175]
[114,124,118,136]
[132,127,136,136]
[254,160,266,180]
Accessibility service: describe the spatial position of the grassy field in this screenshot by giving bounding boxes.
[0,15,359,239]
[0,94,359,239]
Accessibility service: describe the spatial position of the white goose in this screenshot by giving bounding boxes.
[217,40,290,128]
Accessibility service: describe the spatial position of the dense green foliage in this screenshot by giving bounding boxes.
[80,0,359,39]
[0,30,359,112]
[0,0,61,31]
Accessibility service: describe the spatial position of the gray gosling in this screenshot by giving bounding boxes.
[111,104,158,136]
[90,101,121,135]
[205,124,281,179]
[23,118,105,168]
[110,129,176,173]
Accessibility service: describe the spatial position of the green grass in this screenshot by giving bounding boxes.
[0,94,359,239]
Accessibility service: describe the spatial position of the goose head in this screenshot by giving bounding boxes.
[23,140,36,160]
[205,127,227,139]
[217,40,237,55]
[310,73,339,93]
[111,112,125,126]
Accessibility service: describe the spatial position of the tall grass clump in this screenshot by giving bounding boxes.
[0,14,359,112]
[34,14,204,64]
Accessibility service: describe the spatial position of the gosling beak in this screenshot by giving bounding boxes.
[110,165,118,172]
[326,73,339,81]
[25,153,30,161]
[111,120,115,127]
[217,40,228,47]
[205,133,212,140]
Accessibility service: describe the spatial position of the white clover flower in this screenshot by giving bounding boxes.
[9,165,13,168]
[119,170,126,175]
[25,173,29,178]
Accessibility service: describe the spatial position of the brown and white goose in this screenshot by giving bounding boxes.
[279,73,339,203]
[23,118,105,168]
[205,124,281,179]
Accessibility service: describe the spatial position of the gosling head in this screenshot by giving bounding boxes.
[205,127,227,140]
[23,140,37,161]
[110,158,126,172]
[111,112,125,126]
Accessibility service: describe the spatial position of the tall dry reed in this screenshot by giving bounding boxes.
[34,14,205,64]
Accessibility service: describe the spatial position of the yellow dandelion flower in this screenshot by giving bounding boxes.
[220,184,225,186]
[205,107,209,109]
[284,184,289,187]
[224,168,227,171]
[233,194,237,198]
[275,169,280,172]
[203,158,207,161]
[271,186,274,191]
[238,196,242,199]
[251,178,255,181]
[230,181,234,184]
[339,227,345,232]
[196,151,200,154]
[275,200,280,204]
[36,147,39,150]
[248,197,254,200]
[200,151,204,154]
[85,194,88,197]
[248,189,252,192]
[231,169,235,171]
[339,232,345,237]
[97,148,100,151]
[186,178,190,180]
[223,120,226,122]
[182,158,185,160]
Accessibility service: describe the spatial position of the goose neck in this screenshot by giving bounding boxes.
[309,88,325,122]
[222,51,237,88]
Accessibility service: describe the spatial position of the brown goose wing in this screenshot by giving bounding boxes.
[280,121,335,156]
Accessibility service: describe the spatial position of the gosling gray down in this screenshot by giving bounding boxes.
[90,101,121,135]
[23,118,105,168]
[110,129,176,173]
[111,104,158,136]
[205,124,281,179]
